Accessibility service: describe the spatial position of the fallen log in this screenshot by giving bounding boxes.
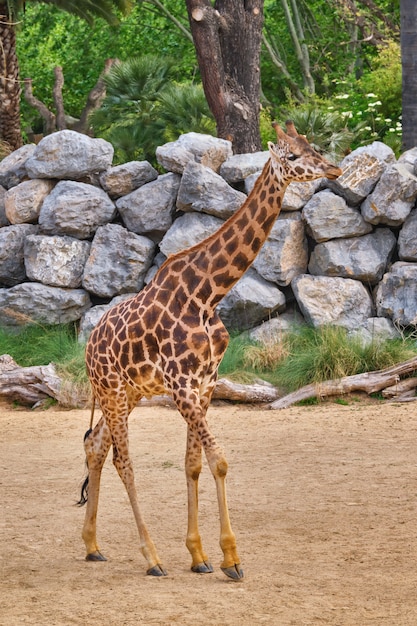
[381,376,417,398]
[0,354,62,406]
[0,354,280,407]
[269,355,417,410]
[213,377,280,403]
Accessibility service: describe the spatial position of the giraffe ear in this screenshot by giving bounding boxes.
[272,121,286,141]
[285,120,299,138]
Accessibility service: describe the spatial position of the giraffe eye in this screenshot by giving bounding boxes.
[288,153,298,161]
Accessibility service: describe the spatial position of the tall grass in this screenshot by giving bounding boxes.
[220,325,417,393]
[1,322,416,404]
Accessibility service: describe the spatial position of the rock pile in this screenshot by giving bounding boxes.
[1,129,417,343]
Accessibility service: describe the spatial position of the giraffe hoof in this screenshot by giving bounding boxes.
[221,564,244,580]
[146,564,168,576]
[85,551,107,562]
[191,561,214,574]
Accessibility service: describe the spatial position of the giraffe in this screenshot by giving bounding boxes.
[78,121,342,579]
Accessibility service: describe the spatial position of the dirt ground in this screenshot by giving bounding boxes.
[1,398,417,626]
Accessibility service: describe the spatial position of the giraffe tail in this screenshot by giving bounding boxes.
[76,402,95,506]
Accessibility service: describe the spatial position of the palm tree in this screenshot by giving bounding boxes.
[0,0,132,151]
[400,0,417,150]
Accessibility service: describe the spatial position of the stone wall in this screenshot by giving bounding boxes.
[1,129,417,344]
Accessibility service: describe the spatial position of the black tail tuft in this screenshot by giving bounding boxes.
[83,428,93,442]
[76,429,92,506]
[77,475,89,507]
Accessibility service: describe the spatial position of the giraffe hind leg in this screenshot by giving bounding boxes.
[81,416,112,561]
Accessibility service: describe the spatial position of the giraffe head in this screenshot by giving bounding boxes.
[268,120,342,182]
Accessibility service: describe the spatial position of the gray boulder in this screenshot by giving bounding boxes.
[0,144,36,189]
[159,212,223,258]
[398,209,417,261]
[5,179,54,224]
[0,282,91,327]
[25,130,113,179]
[348,317,401,346]
[308,228,396,284]
[156,132,232,174]
[248,310,305,344]
[361,163,417,226]
[24,234,91,288]
[0,185,9,226]
[328,141,395,205]
[116,172,180,239]
[375,262,417,326]
[282,179,323,211]
[82,224,155,298]
[217,268,286,331]
[177,160,246,219]
[0,224,38,286]
[39,180,116,239]
[220,151,269,184]
[99,161,158,199]
[397,147,417,176]
[302,190,372,242]
[252,213,308,286]
[292,274,373,329]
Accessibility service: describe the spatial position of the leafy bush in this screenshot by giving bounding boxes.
[90,56,215,164]
[332,42,402,152]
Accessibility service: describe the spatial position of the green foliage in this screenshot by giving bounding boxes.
[259,107,277,148]
[15,0,403,157]
[90,56,215,163]
[0,323,86,378]
[331,42,402,151]
[219,325,417,394]
[274,326,417,391]
[16,2,196,132]
[218,333,258,382]
[158,83,216,141]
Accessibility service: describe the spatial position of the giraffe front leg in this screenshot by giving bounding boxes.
[185,427,213,574]
[207,447,244,580]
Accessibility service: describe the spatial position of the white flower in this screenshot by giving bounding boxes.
[335,93,349,99]
[366,93,377,98]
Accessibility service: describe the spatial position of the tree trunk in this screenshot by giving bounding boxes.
[186,0,264,153]
[401,0,417,150]
[0,3,23,150]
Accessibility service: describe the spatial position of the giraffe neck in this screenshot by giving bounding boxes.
[157,158,289,310]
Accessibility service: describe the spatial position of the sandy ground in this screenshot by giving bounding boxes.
[1,399,417,625]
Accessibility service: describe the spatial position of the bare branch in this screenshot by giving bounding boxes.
[23,78,56,135]
[72,59,118,134]
[53,66,66,130]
